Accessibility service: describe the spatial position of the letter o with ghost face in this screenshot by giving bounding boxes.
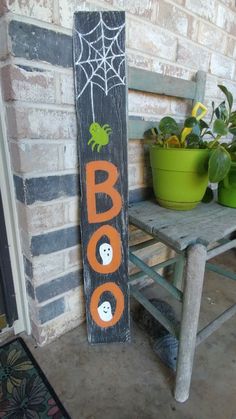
[90,282,124,328]
[87,225,121,273]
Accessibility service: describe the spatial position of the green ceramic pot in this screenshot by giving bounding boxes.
[150,147,210,210]
[218,162,236,208]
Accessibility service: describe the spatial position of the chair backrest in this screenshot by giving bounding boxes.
[128,67,206,139]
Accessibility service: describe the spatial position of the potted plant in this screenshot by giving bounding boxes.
[212,86,236,208]
[145,86,235,210]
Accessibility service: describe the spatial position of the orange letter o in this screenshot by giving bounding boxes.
[87,225,121,274]
[90,282,124,328]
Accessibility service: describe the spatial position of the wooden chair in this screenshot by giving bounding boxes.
[127,67,236,402]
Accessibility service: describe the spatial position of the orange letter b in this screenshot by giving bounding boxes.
[86,161,122,223]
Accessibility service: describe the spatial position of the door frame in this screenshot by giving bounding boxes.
[0,86,31,335]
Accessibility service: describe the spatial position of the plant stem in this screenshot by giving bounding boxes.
[209,134,221,148]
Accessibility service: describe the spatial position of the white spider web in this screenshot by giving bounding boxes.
[74,12,126,120]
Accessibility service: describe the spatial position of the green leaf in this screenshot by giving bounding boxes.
[229,111,236,124]
[229,125,236,135]
[231,151,236,162]
[208,146,231,182]
[229,141,236,152]
[159,117,179,135]
[221,142,230,150]
[144,127,159,144]
[208,140,219,148]
[185,133,201,148]
[213,119,228,135]
[214,101,228,121]
[199,119,209,130]
[184,117,198,128]
[218,85,233,110]
[144,127,158,138]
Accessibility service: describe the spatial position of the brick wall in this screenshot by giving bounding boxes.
[0,0,236,344]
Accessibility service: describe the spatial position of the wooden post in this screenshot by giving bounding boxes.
[73,11,130,344]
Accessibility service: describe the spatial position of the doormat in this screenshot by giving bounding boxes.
[0,337,70,418]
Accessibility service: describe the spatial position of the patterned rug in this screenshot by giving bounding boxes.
[0,337,70,418]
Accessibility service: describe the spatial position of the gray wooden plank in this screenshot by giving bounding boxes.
[73,11,130,344]
[128,119,158,140]
[206,239,236,259]
[196,303,236,346]
[129,200,236,250]
[194,70,206,104]
[128,67,196,99]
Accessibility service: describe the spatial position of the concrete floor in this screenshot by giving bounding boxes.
[23,250,236,419]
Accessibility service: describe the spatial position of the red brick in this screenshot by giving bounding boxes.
[216,4,236,36]
[198,21,227,54]
[64,198,80,224]
[65,245,82,269]
[128,18,177,61]
[127,50,153,71]
[128,140,145,164]
[32,252,65,283]
[129,91,171,117]
[177,39,210,71]
[157,1,197,39]
[59,0,110,28]
[128,163,144,187]
[63,142,78,170]
[113,0,157,22]
[0,19,9,59]
[6,0,53,22]
[205,75,224,99]
[2,65,55,103]
[0,0,8,15]
[59,71,75,105]
[6,106,77,140]
[65,286,85,319]
[9,141,60,173]
[226,37,236,59]
[29,202,65,234]
[170,98,192,117]
[185,0,217,23]
[210,53,235,79]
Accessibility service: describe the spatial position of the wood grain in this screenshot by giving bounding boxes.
[129,200,236,251]
[73,11,130,344]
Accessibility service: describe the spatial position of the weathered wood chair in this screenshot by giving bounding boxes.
[127,67,236,402]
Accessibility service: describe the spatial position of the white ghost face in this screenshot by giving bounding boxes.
[97,301,113,322]
[99,243,113,265]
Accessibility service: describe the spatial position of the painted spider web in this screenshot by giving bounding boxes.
[74,13,126,100]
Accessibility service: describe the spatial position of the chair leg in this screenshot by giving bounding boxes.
[174,244,207,403]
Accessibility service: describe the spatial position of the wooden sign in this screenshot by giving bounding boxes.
[73,11,130,343]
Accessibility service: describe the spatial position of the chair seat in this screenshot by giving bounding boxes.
[129,200,236,251]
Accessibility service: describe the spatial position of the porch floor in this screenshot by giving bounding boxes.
[24,250,236,419]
